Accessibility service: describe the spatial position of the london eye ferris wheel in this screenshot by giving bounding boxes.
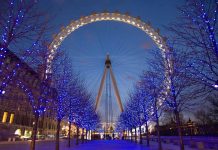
[56,18,160,127]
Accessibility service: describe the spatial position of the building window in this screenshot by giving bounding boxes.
[9,113,14,124]
[14,129,21,136]
[2,112,8,123]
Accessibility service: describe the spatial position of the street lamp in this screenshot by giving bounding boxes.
[0,89,5,95]
[213,80,218,88]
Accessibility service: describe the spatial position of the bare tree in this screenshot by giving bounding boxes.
[0,0,50,49]
[145,46,205,150]
[167,0,218,91]
[0,2,53,150]
[140,71,164,150]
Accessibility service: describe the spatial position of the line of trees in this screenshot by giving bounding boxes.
[0,1,100,150]
[51,52,100,150]
[117,1,217,150]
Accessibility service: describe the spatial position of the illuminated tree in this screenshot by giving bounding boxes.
[0,2,51,149]
[51,53,73,150]
[0,0,49,49]
[145,46,206,150]
[167,0,218,90]
[135,81,153,146]
[62,74,100,146]
[118,88,148,144]
[139,71,164,150]
[0,0,50,94]
[118,105,137,141]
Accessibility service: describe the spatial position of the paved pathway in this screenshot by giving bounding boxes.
[75,140,149,150]
[0,140,198,150]
[0,140,151,150]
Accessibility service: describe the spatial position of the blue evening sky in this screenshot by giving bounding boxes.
[38,0,185,121]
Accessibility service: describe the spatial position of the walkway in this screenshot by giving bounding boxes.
[0,140,151,150]
[0,140,198,150]
[75,140,149,150]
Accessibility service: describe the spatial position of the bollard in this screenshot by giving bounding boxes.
[196,142,205,150]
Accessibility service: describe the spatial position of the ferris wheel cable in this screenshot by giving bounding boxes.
[95,31,108,55]
[85,74,101,90]
[113,58,147,68]
[88,71,103,95]
[72,64,104,69]
[96,25,129,56]
[113,64,147,71]
[71,56,106,59]
[114,41,138,57]
[66,41,99,58]
[72,63,102,70]
[115,73,134,95]
[60,42,85,55]
[112,58,146,67]
[72,61,105,67]
[72,55,146,73]
[85,74,100,89]
[111,51,145,66]
[115,47,144,61]
[113,65,146,75]
[70,31,94,55]
[111,39,130,56]
[112,28,138,55]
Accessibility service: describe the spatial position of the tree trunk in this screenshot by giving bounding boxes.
[125,130,127,140]
[130,129,133,142]
[90,130,92,140]
[139,125,142,144]
[55,119,61,150]
[30,113,39,150]
[145,120,150,146]
[76,126,79,145]
[82,128,84,144]
[156,114,162,150]
[154,101,162,150]
[68,122,71,147]
[85,129,88,142]
[134,127,137,143]
[126,129,129,140]
[175,110,185,150]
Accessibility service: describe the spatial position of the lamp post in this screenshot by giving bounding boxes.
[187,118,194,140]
[140,113,144,144]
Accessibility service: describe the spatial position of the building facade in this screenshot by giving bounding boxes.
[0,49,57,141]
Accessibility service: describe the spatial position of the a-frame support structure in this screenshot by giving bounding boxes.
[95,54,124,112]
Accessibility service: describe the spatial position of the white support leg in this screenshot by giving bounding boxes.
[95,67,108,111]
[109,67,124,112]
